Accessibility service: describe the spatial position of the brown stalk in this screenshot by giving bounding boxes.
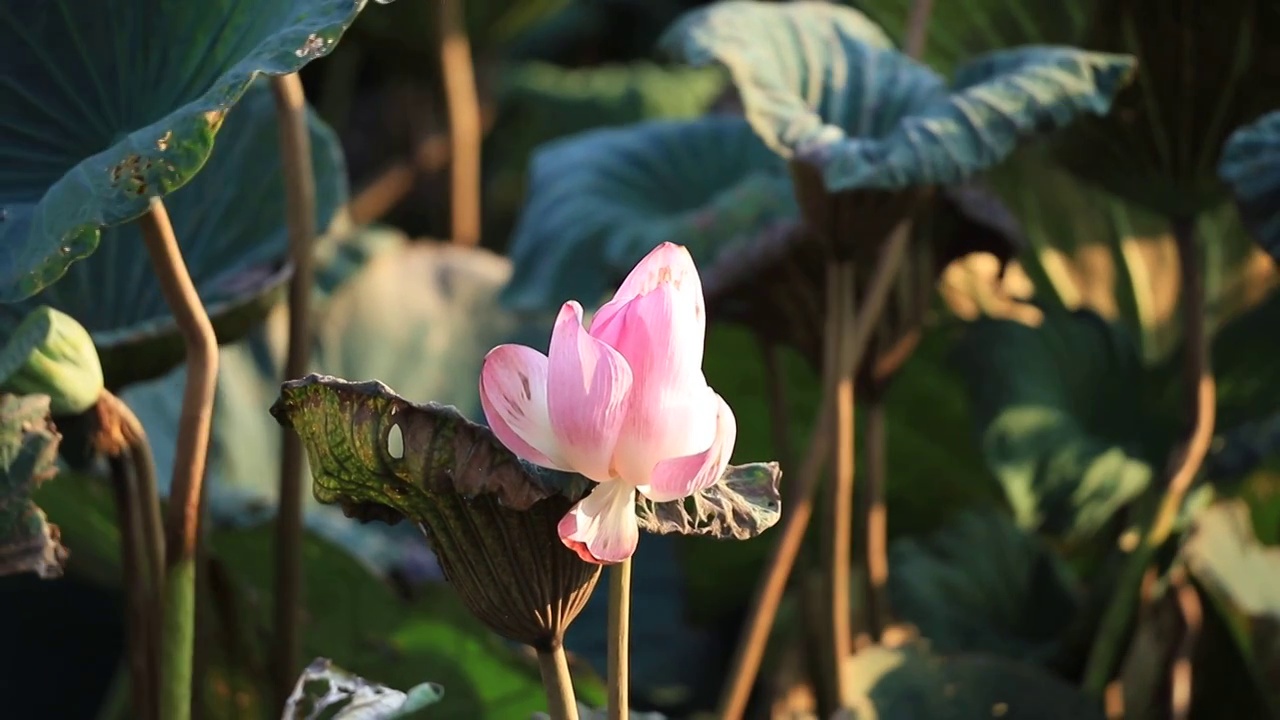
[269,71,318,707]
[717,225,914,719]
[438,0,482,245]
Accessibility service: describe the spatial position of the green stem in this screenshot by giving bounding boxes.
[269,71,318,708]
[607,558,631,720]
[1082,217,1214,695]
[139,198,219,720]
[756,334,795,494]
[537,645,581,720]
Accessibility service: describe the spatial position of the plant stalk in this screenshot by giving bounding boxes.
[438,0,482,245]
[903,0,935,59]
[819,262,857,714]
[139,198,219,720]
[537,645,581,720]
[717,226,913,719]
[269,71,318,708]
[108,453,156,720]
[607,558,632,720]
[861,386,890,640]
[1082,217,1215,695]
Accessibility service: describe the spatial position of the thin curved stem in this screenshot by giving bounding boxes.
[270,71,318,707]
[1083,217,1215,695]
[1171,569,1202,720]
[607,558,632,720]
[537,646,581,720]
[717,226,913,720]
[139,198,218,720]
[438,0,481,245]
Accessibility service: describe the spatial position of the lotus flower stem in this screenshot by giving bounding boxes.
[903,0,935,58]
[819,261,858,712]
[718,226,914,719]
[138,197,218,720]
[1083,216,1215,695]
[607,557,632,720]
[108,452,157,720]
[269,71,318,709]
[438,0,482,246]
[537,646,581,720]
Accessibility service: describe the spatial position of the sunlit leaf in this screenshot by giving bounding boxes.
[888,508,1079,663]
[843,641,1105,719]
[953,308,1165,547]
[0,80,348,389]
[0,0,365,302]
[0,306,103,415]
[0,394,65,579]
[501,116,796,312]
[1182,500,1280,716]
[659,1,1134,192]
[1220,110,1280,262]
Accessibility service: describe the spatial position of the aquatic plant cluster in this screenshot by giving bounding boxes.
[3,1,1280,719]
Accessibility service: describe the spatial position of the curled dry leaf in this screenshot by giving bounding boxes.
[634,461,782,540]
[270,374,600,649]
[0,394,67,579]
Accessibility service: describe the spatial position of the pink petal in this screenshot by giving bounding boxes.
[639,392,737,503]
[590,242,704,342]
[593,283,714,485]
[546,301,634,482]
[557,481,640,564]
[479,344,569,470]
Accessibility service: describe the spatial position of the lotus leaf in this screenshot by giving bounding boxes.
[1220,110,1280,263]
[0,80,348,389]
[0,0,365,302]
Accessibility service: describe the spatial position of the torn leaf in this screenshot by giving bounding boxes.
[281,657,443,720]
[0,394,66,578]
[634,461,782,540]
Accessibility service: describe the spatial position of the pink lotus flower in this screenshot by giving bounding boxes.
[479,243,737,564]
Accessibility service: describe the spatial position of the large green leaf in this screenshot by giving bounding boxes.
[843,642,1105,719]
[1220,109,1280,263]
[659,1,1134,192]
[0,80,348,390]
[953,307,1166,547]
[1182,499,1280,717]
[485,60,729,247]
[0,0,364,302]
[500,116,797,312]
[888,507,1079,663]
[0,394,65,579]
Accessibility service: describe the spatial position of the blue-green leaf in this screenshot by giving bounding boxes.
[889,508,1079,663]
[0,0,365,302]
[1219,110,1280,262]
[656,1,894,157]
[0,80,348,390]
[501,116,797,312]
[660,2,1134,192]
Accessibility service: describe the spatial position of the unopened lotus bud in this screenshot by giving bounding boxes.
[0,306,103,415]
